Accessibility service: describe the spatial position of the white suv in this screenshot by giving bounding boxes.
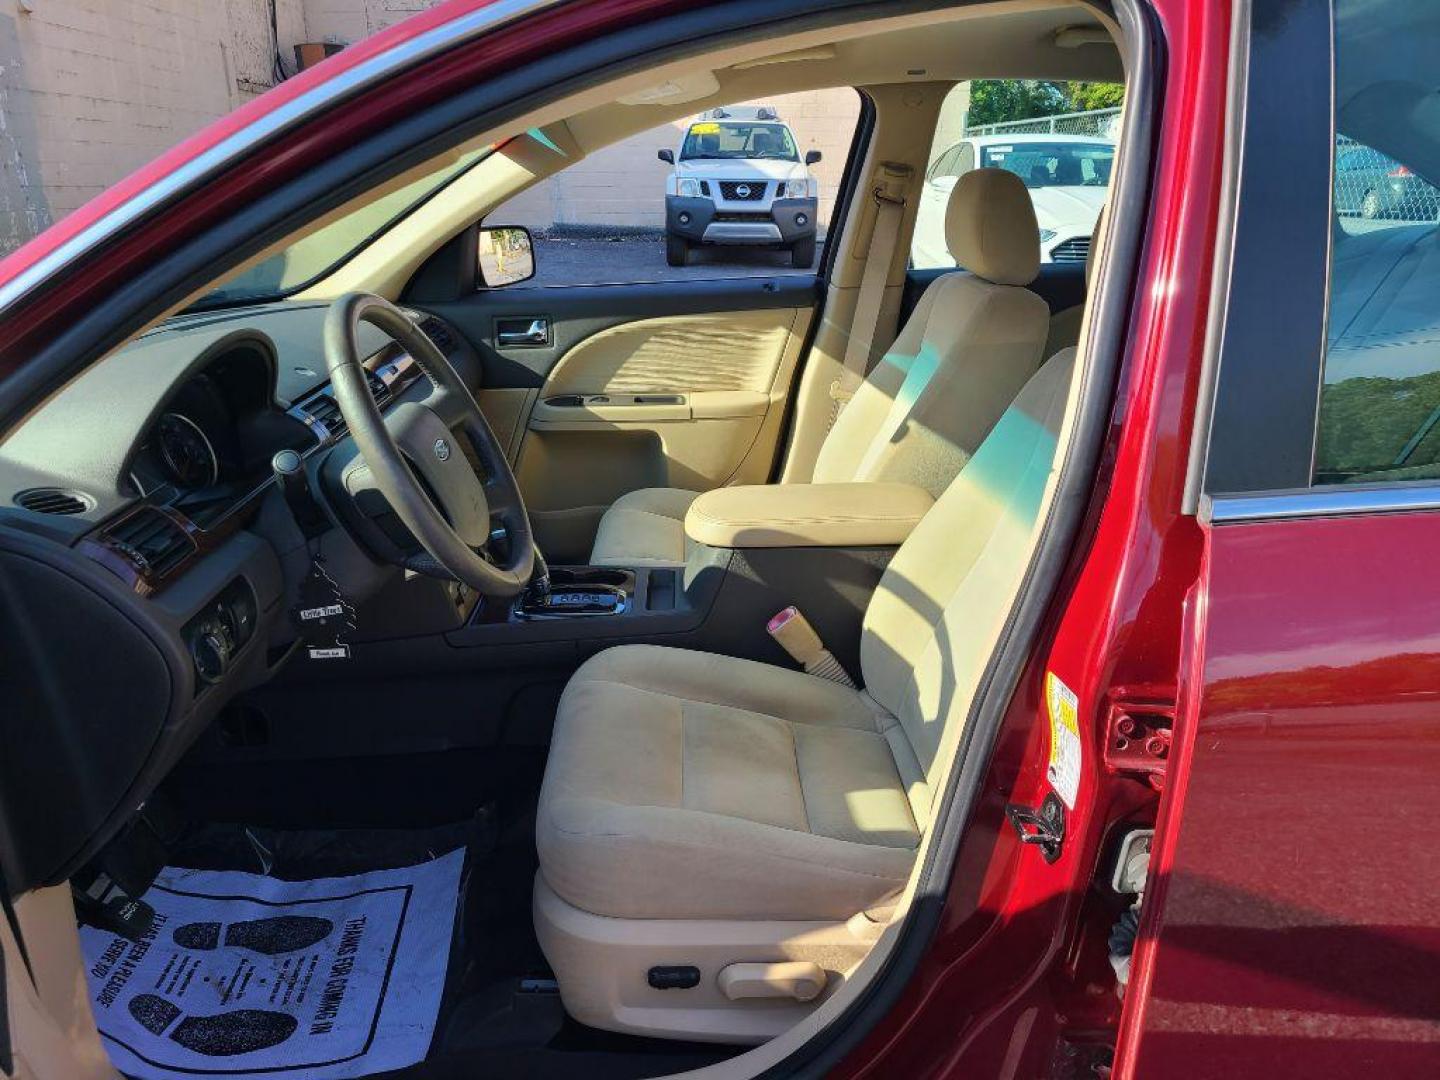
[659,107,821,268]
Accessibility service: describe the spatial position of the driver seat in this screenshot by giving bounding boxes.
[535,345,1076,1043]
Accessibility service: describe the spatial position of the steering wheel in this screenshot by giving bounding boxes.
[323,292,534,598]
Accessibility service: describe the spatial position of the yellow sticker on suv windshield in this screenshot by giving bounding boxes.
[690,122,720,134]
[1045,672,1081,810]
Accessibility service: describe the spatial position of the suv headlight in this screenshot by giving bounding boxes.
[783,179,810,199]
[676,178,703,198]
[1038,228,1058,243]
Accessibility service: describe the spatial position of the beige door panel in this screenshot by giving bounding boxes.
[512,307,811,560]
[529,389,769,425]
[539,308,801,395]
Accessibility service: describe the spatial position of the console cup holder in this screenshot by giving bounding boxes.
[550,567,631,589]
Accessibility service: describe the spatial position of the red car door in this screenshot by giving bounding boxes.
[1120,1,1440,1076]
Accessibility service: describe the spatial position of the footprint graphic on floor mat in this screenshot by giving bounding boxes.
[128,993,298,1056]
[172,915,333,955]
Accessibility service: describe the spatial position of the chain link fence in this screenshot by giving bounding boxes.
[965,106,1122,140]
[1334,135,1440,227]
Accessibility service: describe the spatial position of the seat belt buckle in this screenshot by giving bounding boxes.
[767,607,857,688]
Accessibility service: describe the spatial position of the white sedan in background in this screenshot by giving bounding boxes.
[913,132,1114,267]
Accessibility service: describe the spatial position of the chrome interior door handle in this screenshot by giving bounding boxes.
[497,318,549,346]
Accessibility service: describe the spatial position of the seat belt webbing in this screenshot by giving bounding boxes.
[829,162,913,426]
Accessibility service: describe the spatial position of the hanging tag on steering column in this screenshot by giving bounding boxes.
[291,555,357,660]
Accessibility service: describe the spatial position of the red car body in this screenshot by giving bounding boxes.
[1,0,1430,1076]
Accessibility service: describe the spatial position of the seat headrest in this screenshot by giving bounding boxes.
[944,168,1040,287]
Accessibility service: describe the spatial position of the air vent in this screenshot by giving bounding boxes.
[302,391,343,433]
[15,487,93,515]
[296,371,392,440]
[106,507,194,578]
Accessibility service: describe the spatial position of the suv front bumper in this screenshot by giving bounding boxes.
[666,195,818,246]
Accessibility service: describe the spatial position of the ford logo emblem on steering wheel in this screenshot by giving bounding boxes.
[434,438,452,462]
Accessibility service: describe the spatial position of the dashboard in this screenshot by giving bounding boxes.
[128,339,312,527]
[0,299,478,891]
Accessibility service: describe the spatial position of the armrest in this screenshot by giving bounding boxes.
[684,482,934,549]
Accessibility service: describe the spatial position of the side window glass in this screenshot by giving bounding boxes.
[928,144,962,182]
[1314,1,1440,484]
[486,90,862,286]
[911,79,1122,270]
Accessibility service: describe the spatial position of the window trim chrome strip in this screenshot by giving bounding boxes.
[1205,482,1440,524]
[0,0,559,319]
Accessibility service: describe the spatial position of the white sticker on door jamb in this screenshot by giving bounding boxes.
[80,849,463,1079]
[1045,672,1081,810]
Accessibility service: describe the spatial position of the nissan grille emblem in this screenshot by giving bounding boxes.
[433,438,452,462]
[735,183,751,198]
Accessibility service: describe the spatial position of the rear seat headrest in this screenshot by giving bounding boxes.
[944,168,1040,287]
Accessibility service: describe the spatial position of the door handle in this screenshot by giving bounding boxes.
[496,317,549,346]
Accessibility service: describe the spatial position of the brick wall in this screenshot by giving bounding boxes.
[0,0,307,251]
[301,0,429,42]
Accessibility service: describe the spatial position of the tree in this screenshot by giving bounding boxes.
[965,79,1125,127]
[1063,81,1126,112]
[966,80,1068,127]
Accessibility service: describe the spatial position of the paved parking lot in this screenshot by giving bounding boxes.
[512,216,1435,291]
[525,236,828,288]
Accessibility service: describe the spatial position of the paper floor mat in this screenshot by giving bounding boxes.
[81,848,464,1079]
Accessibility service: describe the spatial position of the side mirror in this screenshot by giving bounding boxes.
[477,226,535,288]
[658,148,675,165]
[805,150,822,166]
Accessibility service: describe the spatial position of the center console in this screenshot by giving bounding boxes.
[442,481,935,676]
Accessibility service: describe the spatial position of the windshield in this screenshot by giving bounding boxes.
[193,147,490,308]
[980,142,1114,188]
[679,122,797,162]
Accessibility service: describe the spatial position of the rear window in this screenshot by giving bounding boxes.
[980,142,1114,188]
[680,122,798,162]
[1313,1,1440,484]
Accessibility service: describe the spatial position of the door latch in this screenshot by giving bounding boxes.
[495,317,549,347]
[1005,792,1067,863]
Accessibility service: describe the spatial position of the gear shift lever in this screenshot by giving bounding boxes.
[517,545,625,617]
[523,543,552,608]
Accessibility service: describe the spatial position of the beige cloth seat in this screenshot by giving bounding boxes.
[538,644,919,922]
[537,347,1077,1037]
[589,167,1050,567]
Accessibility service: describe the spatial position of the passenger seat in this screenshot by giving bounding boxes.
[1044,209,1104,358]
[590,167,1051,567]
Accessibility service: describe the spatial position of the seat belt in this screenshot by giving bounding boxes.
[829,161,913,426]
